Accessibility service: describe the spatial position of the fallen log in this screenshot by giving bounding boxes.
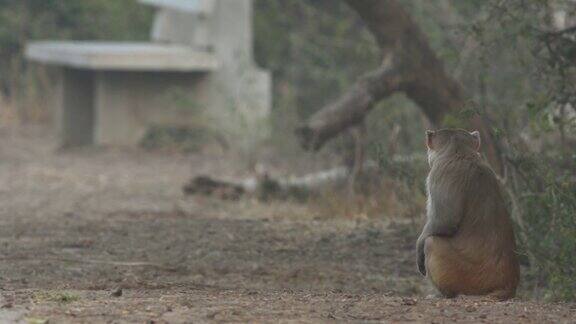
[183,154,426,201]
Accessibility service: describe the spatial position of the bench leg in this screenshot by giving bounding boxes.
[54,68,95,147]
[94,72,147,146]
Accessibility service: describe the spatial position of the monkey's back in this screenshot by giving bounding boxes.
[426,160,520,299]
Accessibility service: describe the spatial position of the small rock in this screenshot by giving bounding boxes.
[465,305,477,312]
[402,298,417,306]
[111,288,123,297]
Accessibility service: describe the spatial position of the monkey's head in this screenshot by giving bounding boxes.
[426,129,481,166]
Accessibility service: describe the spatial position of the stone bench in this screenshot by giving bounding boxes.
[25,0,271,149]
[26,42,219,71]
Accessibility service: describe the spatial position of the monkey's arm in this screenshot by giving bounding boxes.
[416,226,429,275]
[425,179,466,235]
[417,179,466,275]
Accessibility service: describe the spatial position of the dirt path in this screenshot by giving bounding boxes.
[0,126,573,323]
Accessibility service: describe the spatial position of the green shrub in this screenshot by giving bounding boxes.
[509,152,576,301]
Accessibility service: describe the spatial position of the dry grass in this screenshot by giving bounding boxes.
[1,67,54,127]
[309,177,427,221]
[0,93,20,127]
[0,94,49,126]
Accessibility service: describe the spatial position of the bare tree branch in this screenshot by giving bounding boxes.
[297,0,503,174]
[296,57,401,150]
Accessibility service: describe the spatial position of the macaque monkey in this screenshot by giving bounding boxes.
[416,129,519,300]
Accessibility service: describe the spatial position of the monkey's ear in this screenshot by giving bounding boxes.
[426,130,435,149]
[470,131,481,151]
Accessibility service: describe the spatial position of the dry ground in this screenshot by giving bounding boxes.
[0,126,573,323]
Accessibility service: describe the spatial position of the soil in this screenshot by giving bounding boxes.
[0,126,574,323]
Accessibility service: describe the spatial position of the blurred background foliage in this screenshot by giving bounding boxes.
[0,0,574,301]
[0,0,152,98]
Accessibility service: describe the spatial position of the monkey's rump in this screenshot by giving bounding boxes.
[425,236,519,299]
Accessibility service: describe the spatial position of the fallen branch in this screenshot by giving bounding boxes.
[184,162,379,201]
[183,154,426,201]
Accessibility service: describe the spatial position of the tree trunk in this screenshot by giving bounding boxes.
[296,0,503,175]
